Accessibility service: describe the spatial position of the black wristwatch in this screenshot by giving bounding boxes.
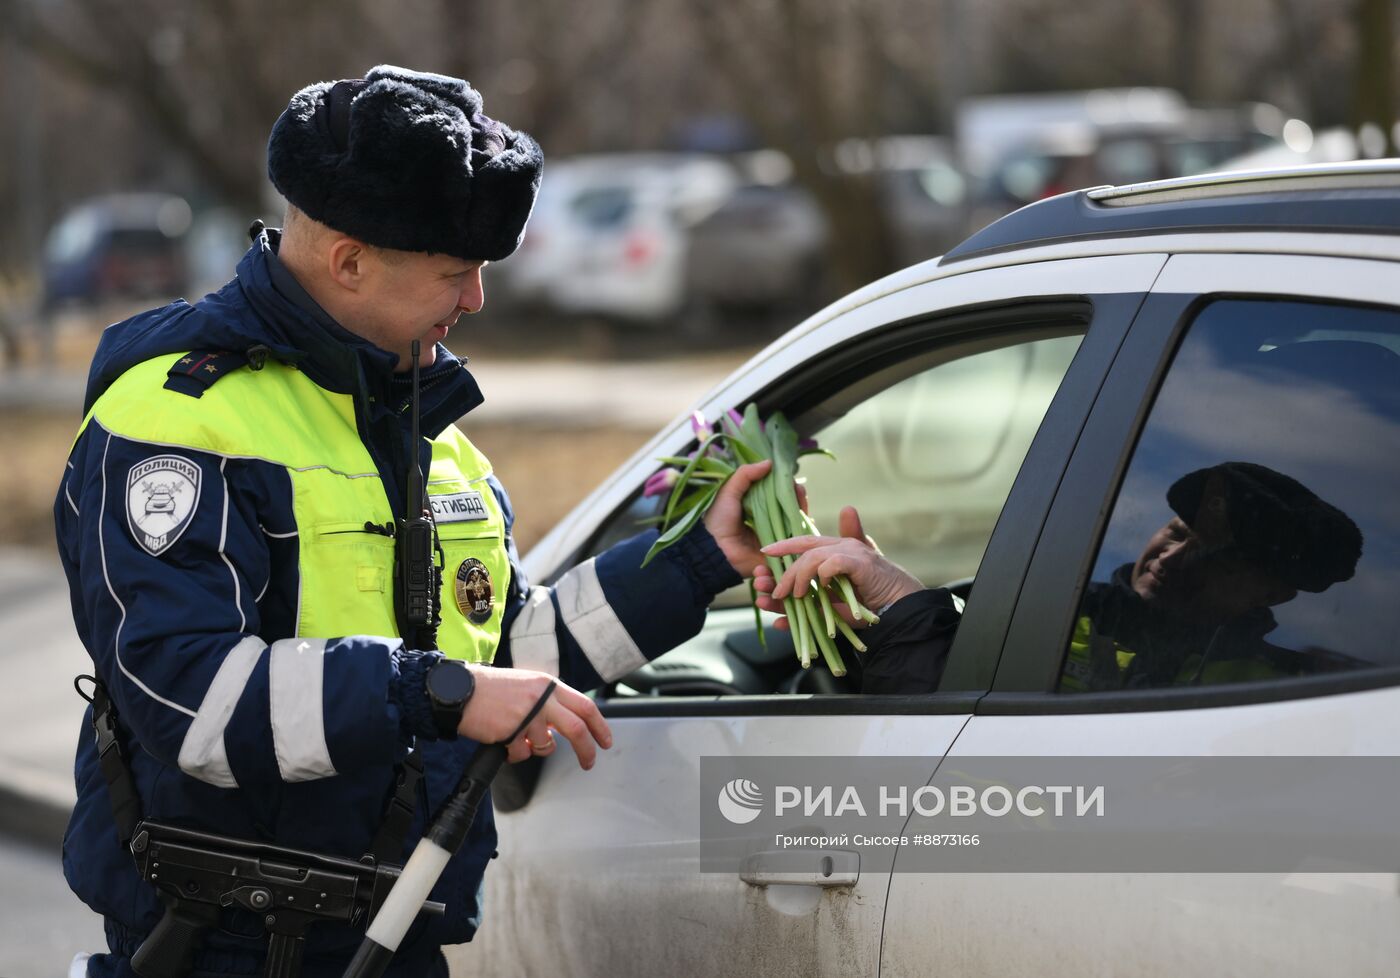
[425,658,475,740]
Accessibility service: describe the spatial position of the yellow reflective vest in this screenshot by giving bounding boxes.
[83,353,508,661]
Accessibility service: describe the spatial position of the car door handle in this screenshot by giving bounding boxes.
[738,849,859,887]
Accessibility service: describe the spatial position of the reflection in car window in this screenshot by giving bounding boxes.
[1059,299,1400,694]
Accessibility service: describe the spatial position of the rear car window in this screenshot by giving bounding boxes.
[569,187,633,229]
[1058,299,1400,693]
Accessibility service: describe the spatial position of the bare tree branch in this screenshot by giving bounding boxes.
[3,0,264,208]
[689,0,898,290]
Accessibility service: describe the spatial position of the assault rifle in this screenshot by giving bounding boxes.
[128,821,444,978]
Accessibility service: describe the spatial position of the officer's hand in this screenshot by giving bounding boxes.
[754,506,923,627]
[459,667,612,770]
[703,460,784,578]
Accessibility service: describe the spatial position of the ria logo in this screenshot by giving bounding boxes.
[717,779,764,825]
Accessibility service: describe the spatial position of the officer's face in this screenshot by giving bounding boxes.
[359,250,486,371]
[1130,516,1297,624]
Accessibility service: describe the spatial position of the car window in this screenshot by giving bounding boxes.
[798,334,1081,590]
[579,318,1087,700]
[45,210,100,263]
[996,154,1061,203]
[1166,137,1243,177]
[914,162,967,207]
[1097,137,1160,185]
[569,187,633,229]
[587,330,1083,605]
[1057,299,1400,694]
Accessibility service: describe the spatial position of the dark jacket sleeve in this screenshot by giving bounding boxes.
[859,589,963,695]
[488,474,739,690]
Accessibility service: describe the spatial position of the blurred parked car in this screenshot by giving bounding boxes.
[956,87,1190,180]
[862,135,971,266]
[42,194,192,309]
[684,181,828,317]
[494,154,738,325]
[477,161,1400,978]
[1212,124,1361,171]
[972,105,1287,227]
[685,139,970,322]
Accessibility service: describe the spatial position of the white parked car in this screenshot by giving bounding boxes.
[494,153,738,325]
[471,162,1400,978]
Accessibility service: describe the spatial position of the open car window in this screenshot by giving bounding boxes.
[589,322,1084,698]
[797,333,1080,591]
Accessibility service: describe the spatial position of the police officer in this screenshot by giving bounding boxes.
[56,66,771,977]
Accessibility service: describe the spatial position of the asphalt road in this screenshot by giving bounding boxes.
[0,834,105,978]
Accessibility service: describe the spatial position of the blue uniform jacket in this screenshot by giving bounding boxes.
[55,233,739,976]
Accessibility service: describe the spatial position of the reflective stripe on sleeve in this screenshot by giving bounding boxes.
[177,636,267,788]
[555,558,645,681]
[269,638,337,782]
[508,586,559,676]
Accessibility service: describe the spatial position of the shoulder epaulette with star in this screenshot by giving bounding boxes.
[163,347,268,398]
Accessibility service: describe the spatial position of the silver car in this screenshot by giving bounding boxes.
[468,162,1400,978]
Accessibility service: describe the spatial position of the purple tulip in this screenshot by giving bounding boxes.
[689,411,712,438]
[726,408,744,430]
[643,467,680,498]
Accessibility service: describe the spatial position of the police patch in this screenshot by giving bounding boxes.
[126,455,201,556]
[454,558,494,624]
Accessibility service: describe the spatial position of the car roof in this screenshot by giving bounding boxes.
[941,159,1400,265]
[61,193,191,231]
[545,153,735,180]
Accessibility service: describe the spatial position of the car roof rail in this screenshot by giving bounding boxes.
[941,159,1400,265]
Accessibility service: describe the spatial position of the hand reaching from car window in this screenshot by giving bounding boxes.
[753,506,924,630]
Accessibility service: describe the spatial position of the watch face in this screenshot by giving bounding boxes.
[429,661,474,703]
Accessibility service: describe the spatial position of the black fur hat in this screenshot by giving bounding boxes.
[267,65,542,262]
[1166,462,1363,593]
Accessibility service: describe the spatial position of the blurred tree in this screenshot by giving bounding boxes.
[0,0,451,214]
[1351,0,1397,153]
[0,32,44,278]
[1171,0,1208,100]
[435,0,652,154]
[0,0,1388,294]
[1237,0,1352,124]
[688,0,927,292]
[991,0,1177,92]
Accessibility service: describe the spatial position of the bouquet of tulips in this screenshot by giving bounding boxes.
[641,403,878,676]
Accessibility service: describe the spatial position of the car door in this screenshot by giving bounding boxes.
[882,252,1400,978]
[465,254,1167,977]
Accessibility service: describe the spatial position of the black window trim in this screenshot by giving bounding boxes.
[600,692,983,719]
[977,664,1400,715]
[941,291,1149,691]
[994,290,1202,696]
[995,286,1400,711]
